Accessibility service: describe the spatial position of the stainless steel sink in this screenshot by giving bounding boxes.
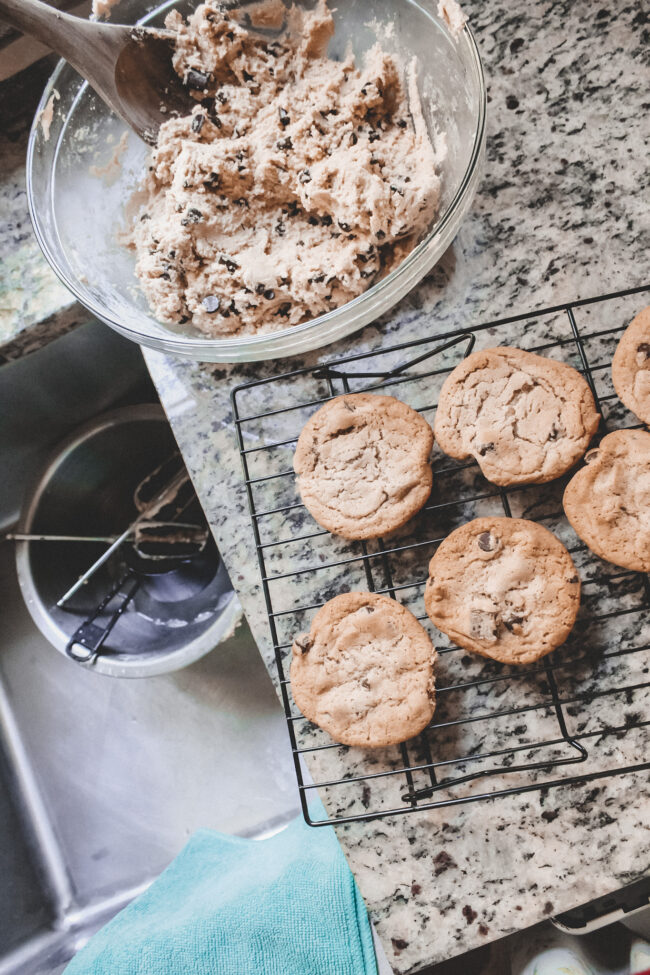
[0,324,299,973]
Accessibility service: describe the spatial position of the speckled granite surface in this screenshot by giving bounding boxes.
[0,57,90,362]
[142,1,650,971]
[3,0,648,970]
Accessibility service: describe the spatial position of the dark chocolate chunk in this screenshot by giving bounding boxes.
[263,289,275,300]
[242,69,255,83]
[637,342,650,358]
[477,442,495,456]
[368,130,380,143]
[203,172,221,190]
[181,207,203,225]
[276,136,293,150]
[226,30,235,41]
[376,229,386,239]
[294,634,313,654]
[320,214,332,226]
[478,532,495,552]
[350,132,358,146]
[279,107,290,127]
[185,68,210,90]
[202,295,221,314]
[191,114,205,133]
[397,119,407,128]
[275,302,291,317]
[219,256,239,273]
[308,215,319,226]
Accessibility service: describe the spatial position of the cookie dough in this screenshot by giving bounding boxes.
[434,347,600,485]
[424,517,581,665]
[294,392,434,539]
[612,306,650,425]
[127,0,442,336]
[290,591,437,747]
[563,429,650,572]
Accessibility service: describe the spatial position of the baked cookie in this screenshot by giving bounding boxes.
[424,517,581,665]
[434,347,600,486]
[294,393,433,540]
[612,306,650,425]
[563,429,650,572]
[290,592,436,747]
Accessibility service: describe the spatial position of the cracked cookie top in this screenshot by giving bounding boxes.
[294,392,434,539]
[563,429,650,573]
[290,591,436,747]
[612,306,650,425]
[434,347,600,486]
[424,517,581,665]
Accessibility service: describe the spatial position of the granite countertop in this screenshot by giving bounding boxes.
[2,0,648,971]
[142,1,650,971]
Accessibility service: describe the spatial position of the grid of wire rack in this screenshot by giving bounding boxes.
[232,283,650,826]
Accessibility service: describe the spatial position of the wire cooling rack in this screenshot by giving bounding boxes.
[232,284,650,826]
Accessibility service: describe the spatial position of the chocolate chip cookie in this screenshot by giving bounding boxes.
[294,393,434,539]
[563,429,650,572]
[612,306,650,425]
[290,592,437,747]
[434,347,600,486]
[424,517,581,665]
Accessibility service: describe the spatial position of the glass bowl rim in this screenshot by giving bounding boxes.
[26,0,487,357]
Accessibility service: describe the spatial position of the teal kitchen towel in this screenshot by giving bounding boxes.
[64,805,378,975]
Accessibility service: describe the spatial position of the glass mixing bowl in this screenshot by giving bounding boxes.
[27,0,486,363]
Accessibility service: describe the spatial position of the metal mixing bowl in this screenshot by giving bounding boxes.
[26,0,486,363]
[15,404,241,677]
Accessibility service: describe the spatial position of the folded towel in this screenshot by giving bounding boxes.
[64,805,378,975]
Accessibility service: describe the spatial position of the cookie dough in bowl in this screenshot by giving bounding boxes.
[27,0,486,361]
[128,0,443,337]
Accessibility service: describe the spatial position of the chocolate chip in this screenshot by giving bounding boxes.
[263,289,275,300]
[310,273,325,283]
[350,132,358,146]
[376,229,385,239]
[181,207,203,225]
[320,214,332,226]
[202,295,220,314]
[397,119,407,128]
[548,422,564,441]
[185,68,210,90]
[299,169,311,184]
[279,107,290,127]
[308,215,319,226]
[478,532,495,552]
[637,342,650,359]
[368,130,380,143]
[203,172,221,190]
[226,30,234,41]
[140,213,150,222]
[390,184,404,196]
[216,91,228,104]
[255,283,266,295]
[338,220,351,231]
[276,136,293,150]
[275,302,291,317]
[242,70,255,83]
[275,221,286,236]
[191,114,205,133]
[477,442,495,456]
[503,614,524,633]
[234,197,249,207]
[294,634,313,654]
[218,256,239,273]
